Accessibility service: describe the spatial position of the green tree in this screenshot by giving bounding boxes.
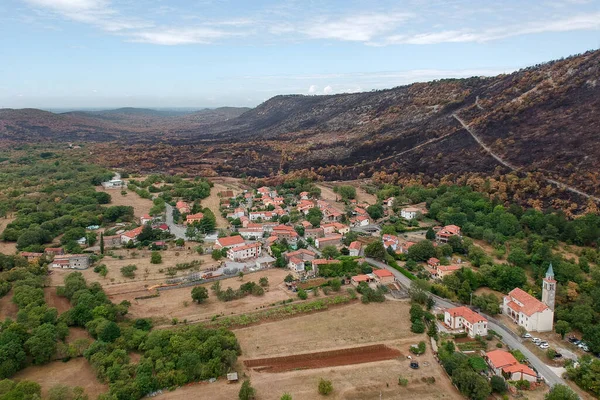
[318,378,333,395]
[25,323,57,364]
[321,245,340,259]
[425,228,435,240]
[284,274,294,283]
[366,204,384,220]
[97,320,121,342]
[364,241,386,260]
[238,380,256,400]
[298,289,308,300]
[150,251,162,264]
[490,376,506,393]
[259,277,269,287]
[544,384,578,400]
[191,286,209,303]
[336,185,356,200]
[555,320,571,340]
[407,240,436,262]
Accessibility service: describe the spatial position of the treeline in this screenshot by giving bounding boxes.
[57,273,240,400]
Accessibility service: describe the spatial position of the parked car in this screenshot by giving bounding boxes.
[553,353,563,359]
[410,361,419,369]
[523,333,532,339]
[539,341,549,346]
[532,338,541,344]
[568,336,579,343]
[540,343,550,349]
[582,345,590,352]
[578,342,587,349]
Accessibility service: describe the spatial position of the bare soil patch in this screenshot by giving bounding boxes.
[44,287,71,314]
[67,327,93,343]
[245,344,402,373]
[0,216,17,254]
[95,186,153,219]
[0,290,18,320]
[13,358,107,399]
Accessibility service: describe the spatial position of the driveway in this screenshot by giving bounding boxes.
[365,257,566,387]
[165,203,187,240]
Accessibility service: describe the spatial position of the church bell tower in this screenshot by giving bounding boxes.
[542,263,556,311]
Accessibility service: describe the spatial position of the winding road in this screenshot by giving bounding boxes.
[365,257,566,387]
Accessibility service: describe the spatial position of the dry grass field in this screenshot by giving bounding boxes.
[95,186,153,219]
[0,289,18,320]
[0,216,17,255]
[156,301,461,400]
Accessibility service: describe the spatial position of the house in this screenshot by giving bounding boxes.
[214,235,246,250]
[44,247,64,256]
[272,225,299,241]
[249,211,275,221]
[503,265,555,332]
[301,220,312,229]
[401,207,422,220]
[240,216,250,227]
[322,223,350,235]
[436,225,461,243]
[315,234,342,249]
[297,201,315,214]
[372,269,395,284]
[103,235,122,247]
[352,215,370,227]
[351,274,371,285]
[427,258,440,268]
[485,350,537,382]
[238,227,263,240]
[255,256,276,269]
[299,191,309,200]
[50,254,91,270]
[322,208,342,222]
[20,252,44,263]
[76,237,87,246]
[176,201,191,214]
[396,241,416,254]
[231,208,245,218]
[285,249,317,262]
[435,264,462,278]
[101,178,125,189]
[348,241,362,256]
[140,214,153,225]
[382,234,400,250]
[121,226,144,244]
[444,306,488,338]
[185,212,204,225]
[305,227,324,239]
[227,242,262,261]
[288,256,306,274]
[311,259,340,275]
[156,223,169,232]
[384,197,395,207]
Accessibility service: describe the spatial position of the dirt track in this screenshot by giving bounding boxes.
[244,344,401,372]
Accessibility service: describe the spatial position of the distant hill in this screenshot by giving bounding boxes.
[1,49,599,200]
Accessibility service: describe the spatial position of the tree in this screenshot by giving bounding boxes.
[321,245,340,259]
[407,240,436,262]
[150,251,162,264]
[97,320,121,342]
[318,378,333,395]
[212,250,223,261]
[298,289,308,300]
[425,228,435,240]
[329,279,341,292]
[239,380,256,400]
[336,185,356,200]
[555,320,571,340]
[284,274,294,283]
[25,323,57,364]
[238,271,244,280]
[191,286,209,303]
[259,277,269,287]
[366,204,384,220]
[175,238,185,247]
[364,241,386,260]
[100,233,105,254]
[545,384,578,400]
[490,376,506,393]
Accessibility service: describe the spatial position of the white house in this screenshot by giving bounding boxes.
[444,306,488,338]
[288,256,305,274]
[348,241,361,256]
[227,242,262,261]
[50,254,91,270]
[101,179,126,189]
[400,207,421,220]
[503,265,555,332]
[238,227,263,240]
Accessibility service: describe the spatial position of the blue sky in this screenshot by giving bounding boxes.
[1,0,599,109]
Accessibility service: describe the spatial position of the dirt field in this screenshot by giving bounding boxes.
[157,301,460,400]
[204,179,247,229]
[110,268,294,324]
[317,181,377,205]
[0,216,17,255]
[44,287,72,314]
[245,344,402,373]
[13,357,108,399]
[95,186,153,219]
[0,290,18,320]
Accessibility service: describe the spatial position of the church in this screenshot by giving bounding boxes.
[502,265,555,332]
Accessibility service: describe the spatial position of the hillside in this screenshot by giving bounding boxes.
[1,49,599,203]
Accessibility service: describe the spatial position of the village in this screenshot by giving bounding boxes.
[6,173,592,400]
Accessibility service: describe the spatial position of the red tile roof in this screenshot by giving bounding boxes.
[503,363,537,377]
[507,288,549,316]
[446,306,487,324]
[216,235,245,247]
[352,274,370,282]
[349,241,361,250]
[486,350,518,369]
[373,269,394,278]
[122,226,144,238]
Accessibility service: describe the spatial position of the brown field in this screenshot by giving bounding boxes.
[245,344,402,373]
[110,268,294,324]
[204,179,247,229]
[157,301,460,400]
[0,216,17,255]
[95,186,153,219]
[317,181,377,205]
[44,287,72,314]
[0,290,18,320]
[13,358,108,399]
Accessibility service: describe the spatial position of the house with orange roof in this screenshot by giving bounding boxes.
[176,201,191,214]
[348,241,361,256]
[299,191,309,200]
[351,274,371,285]
[305,227,324,239]
[240,216,250,227]
[227,242,262,261]
[396,241,416,254]
[436,225,461,243]
[351,215,370,227]
[485,350,537,382]
[214,235,246,250]
[288,256,306,274]
[20,252,44,263]
[185,212,204,225]
[297,200,315,214]
[503,266,555,332]
[372,269,395,284]
[315,234,342,249]
[285,249,316,262]
[444,306,488,338]
[140,214,154,225]
[427,258,440,268]
[435,264,462,278]
[120,226,145,244]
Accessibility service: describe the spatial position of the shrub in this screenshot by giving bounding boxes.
[298,289,308,300]
[120,264,137,278]
[318,379,333,396]
[398,376,408,386]
[490,376,507,393]
[150,251,162,264]
[239,380,256,400]
[410,341,426,355]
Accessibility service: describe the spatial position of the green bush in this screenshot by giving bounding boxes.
[318,379,333,396]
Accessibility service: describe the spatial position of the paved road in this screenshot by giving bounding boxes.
[365,257,566,387]
[164,203,187,240]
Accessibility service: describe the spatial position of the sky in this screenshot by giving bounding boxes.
[0,0,599,109]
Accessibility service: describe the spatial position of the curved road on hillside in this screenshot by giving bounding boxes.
[365,257,566,387]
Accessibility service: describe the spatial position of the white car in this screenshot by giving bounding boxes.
[523,333,532,339]
[532,338,541,343]
[582,345,590,352]
[539,343,550,349]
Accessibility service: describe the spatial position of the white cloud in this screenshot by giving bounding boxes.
[323,85,333,94]
[129,27,236,45]
[301,12,413,42]
[308,85,318,94]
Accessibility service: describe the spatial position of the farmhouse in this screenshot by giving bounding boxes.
[101,178,125,189]
[176,201,191,214]
[485,350,537,382]
[44,247,64,256]
[140,214,153,225]
[102,235,122,248]
[305,227,324,239]
[400,207,422,220]
[238,227,263,240]
[352,215,370,227]
[348,241,362,256]
[120,226,144,244]
[20,252,44,262]
[214,235,246,250]
[185,212,204,225]
[227,242,262,261]
[427,258,440,268]
[435,264,462,278]
[444,306,488,338]
[315,234,343,249]
[50,254,91,270]
[382,234,400,250]
[351,274,371,285]
[288,256,306,274]
[372,269,395,284]
[436,225,461,243]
